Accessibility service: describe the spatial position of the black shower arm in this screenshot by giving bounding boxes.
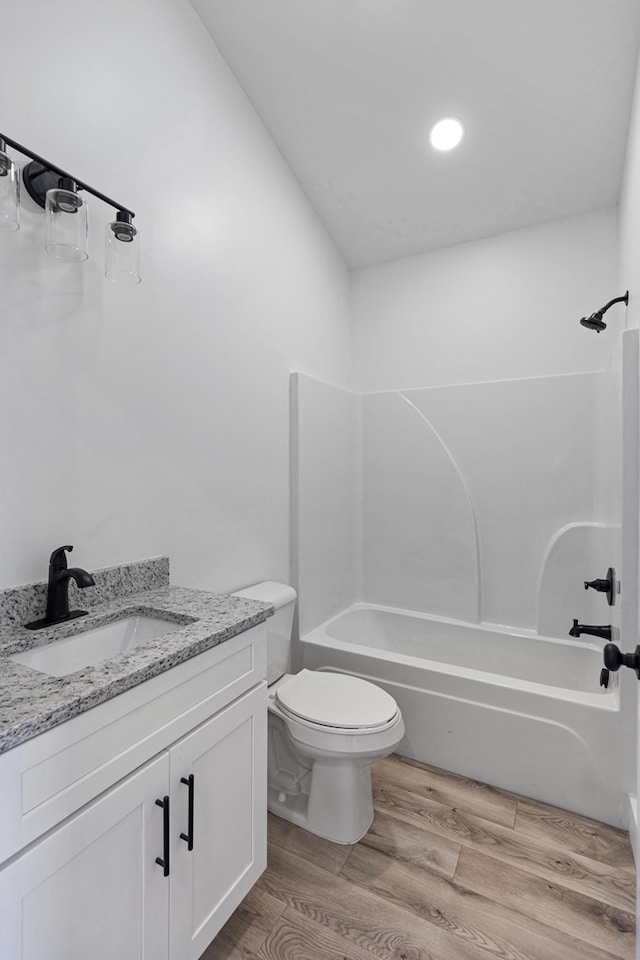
[598,292,629,316]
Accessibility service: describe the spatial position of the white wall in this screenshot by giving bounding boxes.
[0,0,351,592]
[620,54,640,330]
[352,208,619,391]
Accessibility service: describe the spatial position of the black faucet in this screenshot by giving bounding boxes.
[569,619,612,641]
[25,545,95,630]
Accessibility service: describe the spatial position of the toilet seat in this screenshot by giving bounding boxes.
[275,669,399,732]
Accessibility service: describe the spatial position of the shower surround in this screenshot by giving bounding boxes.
[292,363,621,640]
[291,337,633,825]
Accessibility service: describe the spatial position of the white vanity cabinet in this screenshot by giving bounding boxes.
[0,753,171,960]
[0,624,267,960]
[170,684,266,959]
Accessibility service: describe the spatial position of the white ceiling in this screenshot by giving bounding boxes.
[192,0,640,268]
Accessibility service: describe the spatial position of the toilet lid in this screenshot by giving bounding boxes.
[275,670,398,730]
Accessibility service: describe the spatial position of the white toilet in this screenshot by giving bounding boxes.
[232,581,405,844]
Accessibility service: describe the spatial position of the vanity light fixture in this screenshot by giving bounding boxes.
[105,210,141,285]
[45,177,88,262]
[579,291,628,332]
[429,117,464,152]
[0,133,141,284]
[0,137,20,232]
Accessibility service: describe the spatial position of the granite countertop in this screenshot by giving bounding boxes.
[0,560,273,755]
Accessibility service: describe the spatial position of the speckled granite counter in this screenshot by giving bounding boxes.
[0,559,273,755]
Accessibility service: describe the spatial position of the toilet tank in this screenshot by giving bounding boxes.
[231,581,297,684]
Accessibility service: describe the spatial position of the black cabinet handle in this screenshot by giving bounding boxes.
[180,775,195,851]
[155,796,170,877]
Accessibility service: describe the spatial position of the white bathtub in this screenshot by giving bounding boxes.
[301,603,628,827]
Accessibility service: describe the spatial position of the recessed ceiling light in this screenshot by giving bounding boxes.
[429,117,464,152]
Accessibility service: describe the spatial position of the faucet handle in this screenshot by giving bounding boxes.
[49,545,73,570]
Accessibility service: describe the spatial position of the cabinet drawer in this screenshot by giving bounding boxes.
[0,624,266,864]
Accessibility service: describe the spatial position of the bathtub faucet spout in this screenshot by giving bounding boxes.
[569,619,612,641]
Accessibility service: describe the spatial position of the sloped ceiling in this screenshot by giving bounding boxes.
[192,0,640,267]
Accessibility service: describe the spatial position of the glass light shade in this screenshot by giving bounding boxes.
[0,150,20,232]
[105,218,141,285]
[45,186,88,261]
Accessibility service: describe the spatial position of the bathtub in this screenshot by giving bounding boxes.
[300,603,629,827]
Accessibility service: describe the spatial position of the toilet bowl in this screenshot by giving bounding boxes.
[232,582,405,844]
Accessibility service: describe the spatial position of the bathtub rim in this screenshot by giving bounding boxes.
[300,601,619,710]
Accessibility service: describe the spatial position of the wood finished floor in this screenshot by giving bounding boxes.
[201,755,636,960]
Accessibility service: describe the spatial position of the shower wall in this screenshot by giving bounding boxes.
[291,374,358,636]
[293,362,622,639]
[293,209,623,638]
[361,372,619,632]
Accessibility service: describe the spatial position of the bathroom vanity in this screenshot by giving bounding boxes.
[0,559,271,960]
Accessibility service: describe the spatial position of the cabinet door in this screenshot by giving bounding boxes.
[0,754,170,960]
[169,682,267,960]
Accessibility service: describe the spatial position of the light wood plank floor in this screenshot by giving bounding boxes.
[201,755,636,960]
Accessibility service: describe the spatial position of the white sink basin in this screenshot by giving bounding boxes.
[11,615,184,678]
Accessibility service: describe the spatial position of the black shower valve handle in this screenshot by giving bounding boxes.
[584,577,609,593]
[583,567,616,606]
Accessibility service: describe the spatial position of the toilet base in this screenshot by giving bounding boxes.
[267,761,375,845]
[267,706,404,844]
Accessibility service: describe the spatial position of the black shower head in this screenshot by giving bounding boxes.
[580,311,607,333]
[579,291,628,333]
